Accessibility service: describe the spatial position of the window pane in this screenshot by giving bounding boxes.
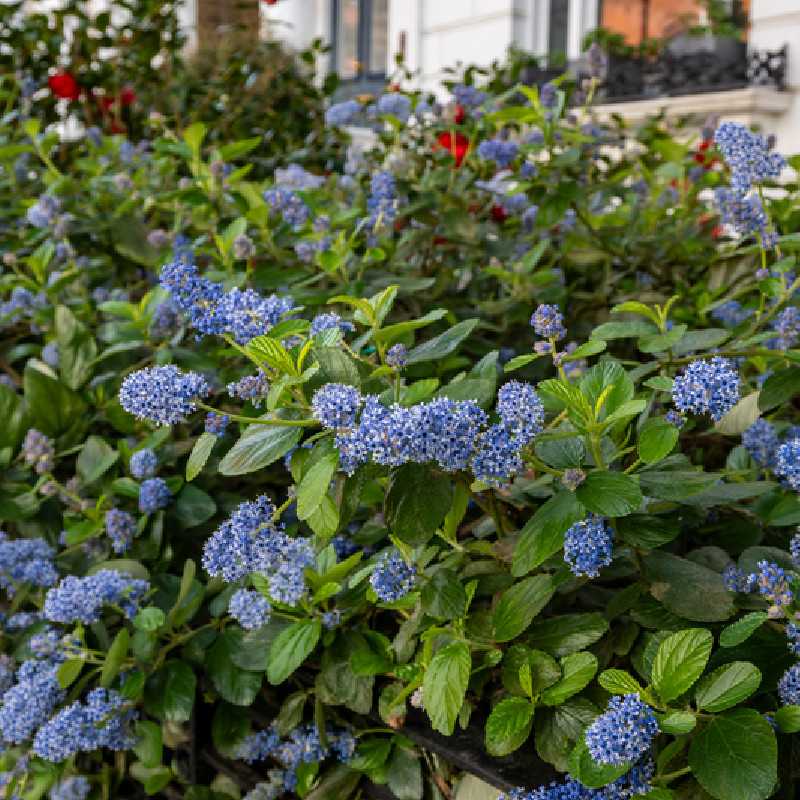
[368,0,388,75]
[548,0,569,65]
[337,0,360,79]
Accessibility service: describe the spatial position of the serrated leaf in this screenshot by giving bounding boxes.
[652,629,713,702]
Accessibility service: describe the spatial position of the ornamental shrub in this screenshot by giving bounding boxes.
[3,11,800,799]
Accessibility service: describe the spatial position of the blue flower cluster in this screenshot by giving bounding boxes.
[584,694,659,766]
[723,560,793,609]
[104,508,136,553]
[139,477,171,513]
[775,438,800,491]
[130,447,158,478]
[477,138,519,168]
[263,165,324,230]
[236,723,355,793]
[452,84,487,108]
[160,260,293,343]
[325,99,361,126]
[771,307,800,350]
[365,170,399,232]
[742,419,779,467]
[786,622,800,656]
[310,312,354,337]
[1,286,46,323]
[714,122,785,192]
[0,659,65,744]
[370,549,416,602]
[32,688,136,762]
[778,663,800,706]
[530,304,567,340]
[228,370,270,406]
[722,563,758,594]
[715,188,777,249]
[43,570,149,624]
[671,357,740,422]
[26,194,61,229]
[563,515,614,578]
[205,412,230,437]
[49,777,90,800]
[313,382,544,485]
[119,365,210,425]
[21,428,55,474]
[386,343,408,368]
[0,532,58,594]
[228,588,271,630]
[498,759,654,799]
[711,300,753,328]
[376,93,411,122]
[202,495,314,606]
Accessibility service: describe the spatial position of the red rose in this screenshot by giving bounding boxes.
[120,86,136,106]
[48,72,80,101]
[436,131,469,167]
[453,104,465,124]
[491,204,508,222]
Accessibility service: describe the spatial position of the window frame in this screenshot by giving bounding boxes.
[331,0,387,88]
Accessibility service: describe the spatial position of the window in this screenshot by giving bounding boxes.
[332,0,388,87]
[548,0,569,66]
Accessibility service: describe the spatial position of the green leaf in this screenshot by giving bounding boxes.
[77,436,119,483]
[689,709,777,800]
[267,620,322,685]
[672,328,731,356]
[55,305,97,390]
[484,697,535,756]
[651,629,713,703]
[186,432,216,481]
[529,613,609,657]
[715,392,761,436]
[374,308,449,346]
[638,418,679,464]
[134,607,166,632]
[387,745,423,800]
[540,652,598,705]
[247,335,297,375]
[598,669,644,695]
[421,569,467,620]
[422,641,471,735]
[591,320,659,340]
[576,472,642,517]
[658,711,696,734]
[773,705,800,733]
[175,485,216,528]
[720,612,769,647]
[206,630,263,705]
[24,361,87,439]
[694,662,761,712]
[504,353,539,372]
[133,720,163,768]
[758,368,800,411]
[145,660,196,722]
[493,575,555,642]
[580,361,634,419]
[385,463,453,545]
[638,470,719,501]
[406,319,479,365]
[643,551,735,621]
[512,492,585,576]
[100,628,130,688]
[218,420,302,476]
[638,324,688,353]
[297,453,338,521]
[183,121,207,155]
[57,658,84,689]
[568,739,629,789]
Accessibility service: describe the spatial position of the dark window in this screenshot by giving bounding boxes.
[548,0,569,67]
[332,0,388,92]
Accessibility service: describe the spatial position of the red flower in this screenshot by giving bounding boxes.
[48,72,80,101]
[453,104,465,124]
[711,225,723,240]
[120,86,136,106]
[436,131,469,167]
[491,204,508,223]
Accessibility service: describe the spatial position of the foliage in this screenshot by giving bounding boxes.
[1,7,800,800]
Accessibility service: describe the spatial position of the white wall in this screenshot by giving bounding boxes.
[748,0,800,153]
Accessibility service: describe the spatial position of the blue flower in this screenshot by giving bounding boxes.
[228,370,270,406]
[129,448,158,479]
[120,365,209,426]
[43,570,149,624]
[714,122,785,192]
[32,688,137,762]
[585,694,659,766]
[771,307,800,350]
[375,93,411,122]
[370,549,416,602]
[26,195,61,228]
[139,477,171,513]
[715,187,777,249]
[104,508,136,554]
[205,412,230,437]
[775,438,800,491]
[671,357,739,421]
[322,610,341,629]
[742,419,779,467]
[496,381,545,443]
[312,383,363,430]
[0,531,58,594]
[217,287,294,345]
[364,170,399,231]
[310,312,354,337]
[386,343,408,368]
[325,99,361,126]
[711,300,753,327]
[452,84,487,108]
[563,515,613,578]
[540,82,558,108]
[477,138,519,168]
[530,304,566,340]
[0,659,64,744]
[779,663,800,706]
[49,776,91,800]
[228,588,271,630]
[21,428,55,474]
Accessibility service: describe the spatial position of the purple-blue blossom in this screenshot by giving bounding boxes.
[775,438,800,491]
[585,694,659,766]
[139,477,171,513]
[375,93,411,122]
[563,515,614,578]
[672,357,740,421]
[0,658,64,744]
[386,343,408,368]
[312,383,363,430]
[530,304,566,340]
[0,532,58,594]
[105,508,136,554]
[779,663,800,706]
[742,419,779,467]
[370,549,416,602]
[130,448,158,479]
[49,776,91,800]
[477,138,519,168]
[228,371,270,406]
[228,589,271,630]
[43,570,149,624]
[325,99,361,126]
[119,365,210,426]
[21,428,55,474]
[496,381,545,442]
[205,412,230,437]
